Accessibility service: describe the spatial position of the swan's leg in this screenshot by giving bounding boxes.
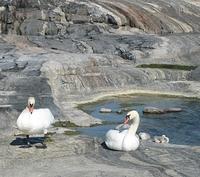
[26,135,32,147]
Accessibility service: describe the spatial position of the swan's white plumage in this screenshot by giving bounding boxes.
[17,108,54,134]
[17,104,55,135]
[105,110,140,151]
[105,129,128,151]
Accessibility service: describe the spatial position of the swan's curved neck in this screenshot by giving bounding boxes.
[128,115,140,134]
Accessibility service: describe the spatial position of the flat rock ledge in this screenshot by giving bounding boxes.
[0,134,199,177]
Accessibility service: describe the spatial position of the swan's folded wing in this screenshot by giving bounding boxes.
[33,108,55,123]
[105,129,127,150]
[17,109,31,130]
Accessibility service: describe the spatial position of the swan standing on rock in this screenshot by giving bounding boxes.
[105,110,140,151]
[17,97,55,147]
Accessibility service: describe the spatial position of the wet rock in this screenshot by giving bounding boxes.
[143,107,182,114]
[143,107,165,114]
[99,108,112,113]
[164,108,182,113]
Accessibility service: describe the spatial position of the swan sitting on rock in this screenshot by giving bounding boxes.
[17,97,55,147]
[105,110,140,151]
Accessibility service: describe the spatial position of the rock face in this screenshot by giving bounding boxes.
[0,0,200,176]
[0,0,199,133]
[0,0,200,35]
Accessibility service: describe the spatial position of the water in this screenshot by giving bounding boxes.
[78,95,200,146]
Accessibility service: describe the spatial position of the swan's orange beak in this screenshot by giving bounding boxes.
[124,115,129,124]
[28,104,34,114]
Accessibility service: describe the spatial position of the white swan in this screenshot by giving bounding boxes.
[105,110,140,151]
[17,97,55,146]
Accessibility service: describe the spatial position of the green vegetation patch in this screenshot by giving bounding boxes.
[64,130,80,136]
[89,121,121,127]
[53,121,79,128]
[137,64,197,71]
[44,136,54,143]
[46,132,56,136]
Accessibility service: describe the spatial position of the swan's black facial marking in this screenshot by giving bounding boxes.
[125,114,130,120]
[29,104,33,108]
[124,114,131,124]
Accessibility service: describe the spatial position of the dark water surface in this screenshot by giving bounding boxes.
[78,95,200,146]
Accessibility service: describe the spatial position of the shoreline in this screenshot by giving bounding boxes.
[73,89,200,106]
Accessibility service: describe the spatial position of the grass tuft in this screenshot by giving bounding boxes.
[136,64,197,71]
[44,136,54,143]
[53,121,78,128]
[64,130,80,136]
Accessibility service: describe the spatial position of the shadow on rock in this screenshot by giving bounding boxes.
[101,142,119,151]
[10,137,45,148]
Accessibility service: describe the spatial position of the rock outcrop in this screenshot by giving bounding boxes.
[0,0,199,133]
[0,1,200,176]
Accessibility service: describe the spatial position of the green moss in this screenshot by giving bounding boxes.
[89,123,99,127]
[64,130,80,136]
[46,132,56,136]
[136,64,197,71]
[44,136,54,143]
[53,121,79,128]
[89,121,121,127]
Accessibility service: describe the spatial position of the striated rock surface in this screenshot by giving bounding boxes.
[0,0,200,176]
[0,0,200,35]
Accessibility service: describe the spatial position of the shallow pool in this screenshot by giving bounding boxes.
[78,95,200,146]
